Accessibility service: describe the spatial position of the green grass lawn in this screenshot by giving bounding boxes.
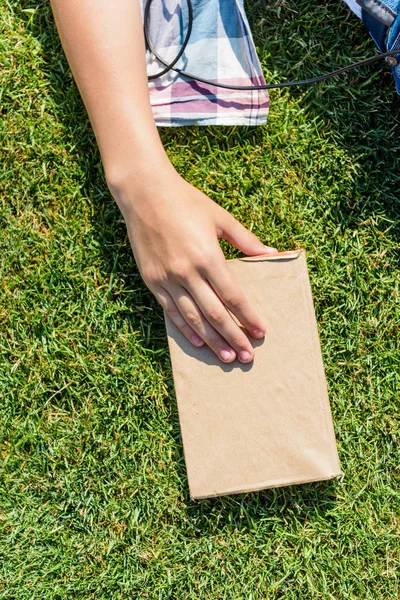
[1,0,399,597]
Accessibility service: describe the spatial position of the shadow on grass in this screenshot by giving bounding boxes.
[24,0,398,521]
[188,477,341,525]
[167,403,341,529]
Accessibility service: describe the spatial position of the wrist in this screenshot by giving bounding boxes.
[106,152,174,193]
[106,153,181,218]
[93,106,171,192]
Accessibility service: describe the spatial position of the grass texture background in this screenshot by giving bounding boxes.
[0,1,399,598]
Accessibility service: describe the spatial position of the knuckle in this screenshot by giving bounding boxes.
[193,250,213,272]
[184,310,203,328]
[224,292,245,310]
[188,247,206,264]
[171,260,191,281]
[179,323,192,334]
[166,304,180,319]
[230,336,248,350]
[142,269,161,288]
[206,308,224,325]
[245,228,257,243]
[206,333,221,349]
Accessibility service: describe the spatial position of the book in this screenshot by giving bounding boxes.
[164,250,342,499]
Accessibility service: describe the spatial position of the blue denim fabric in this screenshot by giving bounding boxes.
[359,0,400,93]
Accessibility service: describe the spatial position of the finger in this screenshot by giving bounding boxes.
[207,263,266,339]
[218,210,277,256]
[185,278,256,363]
[171,285,237,363]
[155,287,205,348]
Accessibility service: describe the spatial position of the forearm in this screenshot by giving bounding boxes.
[50,0,274,365]
[50,0,173,193]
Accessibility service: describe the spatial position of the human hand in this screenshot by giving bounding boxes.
[112,169,277,363]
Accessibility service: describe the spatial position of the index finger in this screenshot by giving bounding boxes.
[206,263,266,339]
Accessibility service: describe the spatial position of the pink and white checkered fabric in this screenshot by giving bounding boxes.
[141,1,361,127]
[141,0,269,126]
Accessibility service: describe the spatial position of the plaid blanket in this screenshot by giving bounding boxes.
[142,1,360,127]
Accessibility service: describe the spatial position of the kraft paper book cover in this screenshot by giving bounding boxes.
[164,250,342,499]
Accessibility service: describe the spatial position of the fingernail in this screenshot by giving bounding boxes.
[191,334,204,346]
[239,350,252,362]
[253,329,265,338]
[263,245,278,253]
[220,349,235,362]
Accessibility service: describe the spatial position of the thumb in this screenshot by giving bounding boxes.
[218,211,277,256]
